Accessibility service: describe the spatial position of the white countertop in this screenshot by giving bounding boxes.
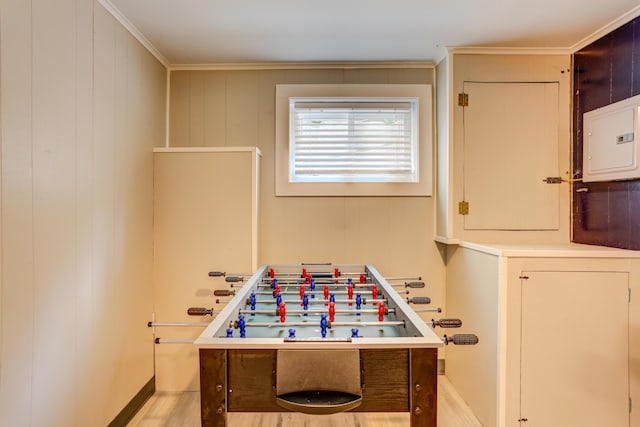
[457,241,640,258]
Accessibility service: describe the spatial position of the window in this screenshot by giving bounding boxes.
[276,84,432,196]
[289,98,419,183]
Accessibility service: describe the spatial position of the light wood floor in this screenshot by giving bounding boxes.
[128,376,483,427]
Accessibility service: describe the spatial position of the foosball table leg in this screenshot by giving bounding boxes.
[409,348,438,427]
[200,349,227,427]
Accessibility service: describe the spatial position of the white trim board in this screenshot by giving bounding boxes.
[153,147,262,155]
[170,61,435,71]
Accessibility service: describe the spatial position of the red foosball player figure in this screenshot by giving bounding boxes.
[279,302,286,322]
[329,301,336,322]
[371,284,378,306]
[347,284,354,306]
[378,301,385,321]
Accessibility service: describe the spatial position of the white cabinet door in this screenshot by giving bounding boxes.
[462,82,559,230]
[520,271,629,426]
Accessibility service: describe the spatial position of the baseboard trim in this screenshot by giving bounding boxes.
[108,376,155,427]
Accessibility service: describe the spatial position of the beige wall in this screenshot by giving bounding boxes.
[169,66,447,328]
[0,1,166,425]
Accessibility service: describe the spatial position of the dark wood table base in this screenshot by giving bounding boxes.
[199,347,437,427]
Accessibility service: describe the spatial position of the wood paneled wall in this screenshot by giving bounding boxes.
[169,67,446,330]
[573,17,640,249]
[0,1,166,425]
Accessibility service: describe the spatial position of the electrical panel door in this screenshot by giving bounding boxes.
[583,94,640,182]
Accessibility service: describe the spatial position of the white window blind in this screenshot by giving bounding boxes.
[289,97,419,183]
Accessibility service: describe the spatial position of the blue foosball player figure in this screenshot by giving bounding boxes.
[320,314,328,338]
[237,314,246,338]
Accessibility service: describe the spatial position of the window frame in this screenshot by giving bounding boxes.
[275,84,433,196]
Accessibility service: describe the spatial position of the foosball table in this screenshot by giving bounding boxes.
[189,263,477,427]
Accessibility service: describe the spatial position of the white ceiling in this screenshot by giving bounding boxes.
[107,0,640,65]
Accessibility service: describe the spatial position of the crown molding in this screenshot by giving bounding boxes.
[446,46,571,56]
[96,0,169,68]
[169,61,435,71]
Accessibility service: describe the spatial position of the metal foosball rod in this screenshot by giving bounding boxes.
[238,308,397,316]
[269,262,361,267]
[258,279,369,285]
[154,338,195,344]
[208,271,252,278]
[203,288,390,300]
[251,289,392,296]
[208,271,249,284]
[262,267,372,283]
[259,274,370,283]
[213,267,421,284]
[391,281,425,289]
[148,306,219,328]
[238,320,406,328]
[147,321,210,327]
[272,272,343,279]
[153,334,479,345]
[413,307,442,313]
[234,298,388,305]
[385,276,422,281]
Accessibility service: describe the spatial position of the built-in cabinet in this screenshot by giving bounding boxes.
[435,52,572,244]
[436,51,640,427]
[445,243,640,427]
[152,147,260,391]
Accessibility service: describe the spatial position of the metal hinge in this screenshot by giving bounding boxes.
[629,288,632,303]
[458,93,469,107]
[458,201,469,215]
